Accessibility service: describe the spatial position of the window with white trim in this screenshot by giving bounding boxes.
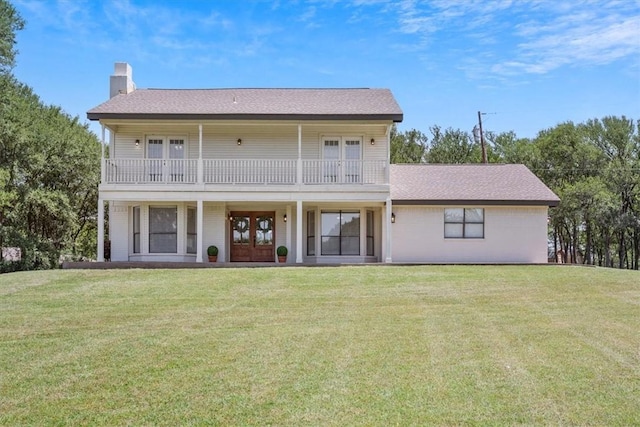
[444,208,484,239]
[149,206,178,253]
[366,210,374,256]
[307,211,316,256]
[321,211,360,255]
[186,207,197,254]
[132,206,140,253]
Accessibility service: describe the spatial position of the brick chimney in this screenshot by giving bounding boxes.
[109,62,136,98]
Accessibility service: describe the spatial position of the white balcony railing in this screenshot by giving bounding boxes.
[103,159,387,185]
[204,159,297,184]
[302,160,386,184]
[104,159,198,184]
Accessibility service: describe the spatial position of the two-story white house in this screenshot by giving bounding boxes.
[88,63,559,265]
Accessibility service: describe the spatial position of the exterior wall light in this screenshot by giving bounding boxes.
[135,139,140,147]
[237,138,242,145]
[370,138,375,145]
[283,214,287,223]
[228,213,233,221]
[391,212,396,223]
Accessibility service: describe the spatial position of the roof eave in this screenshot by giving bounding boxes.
[87,112,404,122]
[392,199,560,207]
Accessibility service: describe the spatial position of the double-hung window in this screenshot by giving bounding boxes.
[132,206,141,253]
[186,207,197,254]
[444,208,484,239]
[307,211,316,256]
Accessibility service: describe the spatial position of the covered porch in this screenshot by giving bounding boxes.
[97,197,394,264]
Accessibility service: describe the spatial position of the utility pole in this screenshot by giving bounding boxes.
[477,111,487,164]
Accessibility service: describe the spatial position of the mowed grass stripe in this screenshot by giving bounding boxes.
[0,266,638,425]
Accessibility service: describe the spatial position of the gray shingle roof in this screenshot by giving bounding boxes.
[391,164,559,206]
[87,88,403,121]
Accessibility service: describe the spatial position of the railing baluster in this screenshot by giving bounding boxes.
[104,158,387,185]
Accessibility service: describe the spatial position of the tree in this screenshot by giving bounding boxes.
[0,0,24,73]
[390,124,428,163]
[0,6,101,271]
[426,125,481,164]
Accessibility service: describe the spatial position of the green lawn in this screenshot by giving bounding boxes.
[0,266,638,426]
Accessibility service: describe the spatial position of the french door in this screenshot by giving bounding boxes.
[322,137,362,183]
[229,212,275,262]
[146,137,185,182]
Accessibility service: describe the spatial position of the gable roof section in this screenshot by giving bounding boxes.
[87,88,403,122]
[391,164,560,206]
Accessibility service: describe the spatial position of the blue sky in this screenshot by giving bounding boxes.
[11,0,640,139]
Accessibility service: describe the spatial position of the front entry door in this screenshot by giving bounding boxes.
[230,212,275,262]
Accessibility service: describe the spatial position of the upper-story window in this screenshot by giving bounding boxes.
[322,136,362,183]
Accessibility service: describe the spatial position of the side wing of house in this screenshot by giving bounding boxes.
[389,164,560,264]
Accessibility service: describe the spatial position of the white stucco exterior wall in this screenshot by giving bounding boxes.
[391,205,550,263]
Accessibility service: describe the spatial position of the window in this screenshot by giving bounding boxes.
[444,208,484,239]
[366,210,374,256]
[133,206,140,253]
[149,206,177,253]
[307,211,316,256]
[321,211,360,255]
[186,207,197,254]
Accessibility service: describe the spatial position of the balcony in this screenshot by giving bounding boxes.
[103,159,388,186]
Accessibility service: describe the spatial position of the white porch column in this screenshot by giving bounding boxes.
[385,197,392,263]
[286,205,292,262]
[97,198,105,262]
[297,124,302,185]
[196,199,203,262]
[385,125,391,184]
[296,200,303,263]
[100,124,106,184]
[198,124,203,184]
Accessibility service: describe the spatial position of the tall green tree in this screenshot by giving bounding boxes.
[584,116,640,268]
[0,0,24,73]
[426,125,481,164]
[0,2,101,271]
[390,124,428,163]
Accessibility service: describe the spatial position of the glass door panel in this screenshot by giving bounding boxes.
[169,138,185,182]
[323,139,340,183]
[344,138,361,183]
[147,139,163,181]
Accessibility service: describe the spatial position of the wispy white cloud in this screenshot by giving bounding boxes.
[355,0,640,79]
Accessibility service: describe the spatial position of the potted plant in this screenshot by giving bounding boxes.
[207,245,218,262]
[276,246,288,263]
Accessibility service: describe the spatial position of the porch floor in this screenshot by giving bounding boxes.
[62,261,557,269]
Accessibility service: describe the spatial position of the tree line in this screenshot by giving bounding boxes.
[391,118,640,269]
[0,0,101,272]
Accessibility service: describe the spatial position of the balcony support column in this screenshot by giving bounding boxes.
[296,200,303,263]
[100,124,106,184]
[196,199,203,262]
[198,124,203,184]
[297,124,302,185]
[385,125,391,184]
[97,198,105,262]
